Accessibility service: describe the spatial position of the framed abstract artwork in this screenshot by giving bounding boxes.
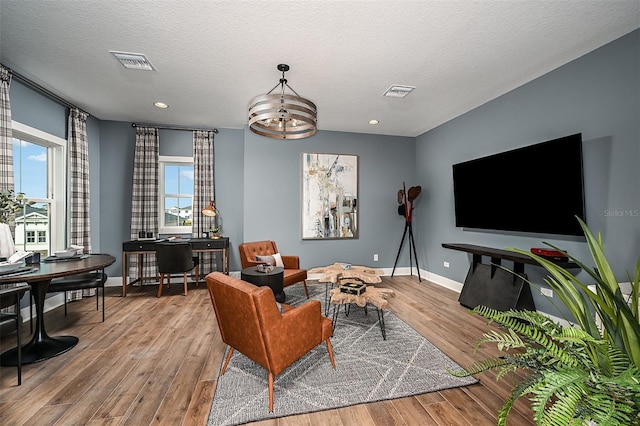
[302,153,358,239]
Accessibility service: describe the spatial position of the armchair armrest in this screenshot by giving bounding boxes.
[281,255,300,269]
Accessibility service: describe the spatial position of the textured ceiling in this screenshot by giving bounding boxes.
[1,1,639,137]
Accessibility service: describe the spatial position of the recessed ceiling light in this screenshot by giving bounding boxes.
[383,85,415,98]
[368,119,379,125]
[154,102,169,109]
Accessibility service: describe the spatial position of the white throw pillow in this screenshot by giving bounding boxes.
[271,252,284,267]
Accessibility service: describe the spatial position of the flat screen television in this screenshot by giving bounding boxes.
[452,133,586,236]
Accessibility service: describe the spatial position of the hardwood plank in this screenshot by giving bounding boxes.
[184,380,217,426]
[306,409,343,425]
[428,387,495,425]
[390,396,438,425]
[365,400,407,425]
[422,400,471,426]
[336,404,376,425]
[23,403,70,426]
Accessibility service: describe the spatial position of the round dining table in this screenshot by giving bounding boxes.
[0,253,116,366]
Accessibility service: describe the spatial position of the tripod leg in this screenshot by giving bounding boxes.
[408,225,414,276]
[408,222,421,282]
[391,222,409,277]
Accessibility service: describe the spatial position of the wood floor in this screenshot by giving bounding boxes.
[0,275,535,425]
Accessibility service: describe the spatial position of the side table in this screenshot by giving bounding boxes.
[330,285,395,340]
[241,266,285,303]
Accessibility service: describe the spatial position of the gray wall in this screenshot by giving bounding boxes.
[242,127,415,270]
[415,30,639,318]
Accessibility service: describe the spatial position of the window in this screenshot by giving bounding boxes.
[11,121,67,257]
[159,156,193,235]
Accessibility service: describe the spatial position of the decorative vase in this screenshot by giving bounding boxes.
[0,223,16,259]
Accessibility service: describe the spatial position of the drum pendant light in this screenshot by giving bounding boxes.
[248,64,317,140]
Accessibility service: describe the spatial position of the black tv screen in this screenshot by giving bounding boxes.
[452,133,586,236]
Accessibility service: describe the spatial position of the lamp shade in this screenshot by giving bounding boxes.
[202,200,217,217]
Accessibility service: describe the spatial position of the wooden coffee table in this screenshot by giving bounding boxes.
[309,263,384,315]
[329,285,395,340]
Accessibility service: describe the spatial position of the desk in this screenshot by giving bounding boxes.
[0,254,116,365]
[122,237,229,296]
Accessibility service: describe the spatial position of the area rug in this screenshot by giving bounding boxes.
[208,283,477,426]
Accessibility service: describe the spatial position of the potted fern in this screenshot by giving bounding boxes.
[451,218,640,425]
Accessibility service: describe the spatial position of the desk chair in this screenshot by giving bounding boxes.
[155,242,199,297]
[46,268,108,322]
[0,283,32,385]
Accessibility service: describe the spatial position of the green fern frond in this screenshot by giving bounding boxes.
[448,356,512,377]
[583,391,636,425]
[471,306,581,367]
[496,372,546,426]
[476,329,525,352]
[528,369,588,425]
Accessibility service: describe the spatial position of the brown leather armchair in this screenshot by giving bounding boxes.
[206,272,335,412]
[238,240,309,298]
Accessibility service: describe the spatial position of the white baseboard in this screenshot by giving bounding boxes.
[418,268,464,293]
[105,276,121,287]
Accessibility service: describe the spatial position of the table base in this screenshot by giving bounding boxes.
[331,303,387,340]
[0,336,79,366]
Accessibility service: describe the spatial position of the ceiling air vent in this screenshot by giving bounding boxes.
[383,84,415,98]
[110,51,155,71]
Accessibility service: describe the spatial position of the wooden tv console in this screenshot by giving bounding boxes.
[442,243,578,311]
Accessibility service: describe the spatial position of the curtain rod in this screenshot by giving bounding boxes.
[8,66,77,110]
[131,122,219,134]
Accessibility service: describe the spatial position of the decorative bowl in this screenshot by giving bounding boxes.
[0,262,21,273]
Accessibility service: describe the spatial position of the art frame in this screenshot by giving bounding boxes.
[302,152,358,240]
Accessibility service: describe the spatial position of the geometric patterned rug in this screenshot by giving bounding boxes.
[208,282,478,426]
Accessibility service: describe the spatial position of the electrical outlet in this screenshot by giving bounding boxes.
[373,254,378,262]
[541,288,553,298]
[443,261,450,268]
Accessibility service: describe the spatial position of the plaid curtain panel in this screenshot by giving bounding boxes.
[67,108,93,301]
[0,64,19,314]
[68,108,91,250]
[129,127,159,282]
[192,130,217,272]
[0,65,14,191]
